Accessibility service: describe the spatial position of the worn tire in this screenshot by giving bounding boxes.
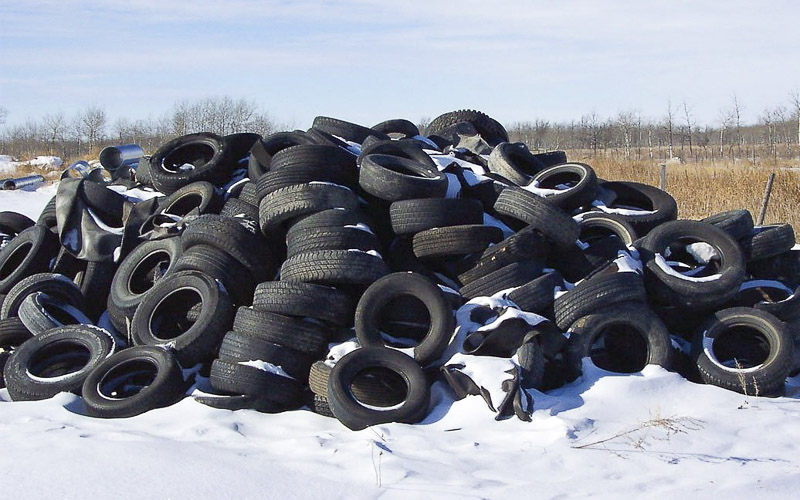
[565,303,673,379]
[692,307,792,396]
[355,272,454,366]
[4,325,114,401]
[131,270,234,366]
[82,345,186,418]
[327,347,430,430]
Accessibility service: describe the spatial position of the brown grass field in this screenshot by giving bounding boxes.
[568,152,800,233]
[5,148,799,234]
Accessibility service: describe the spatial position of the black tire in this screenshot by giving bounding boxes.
[530,163,599,211]
[158,181,222,217]
[428,110,508,146]
[280,250,389,287]
[454,226,548,285]
[493,187,579,249]
[135,157,152,186]
[36,196,58,233]
[732,280,800,322]
[740,224,796,262]
[286,226,379,258]
[108,237,182,332]
[357,140,436,169]
[181,214,270,277]
[1,273,84,319]
[516,340,546,390]
[554,270,647,330]
[248,132,315,180]
[258,183,360,233]
[532,151,567,168]
[328,347,430,430]
[287,208,369,235]
[131,270,234,366]
[256,148,358,198]
[82,345,186,418]
[747,249,800,284]
[0,317,32,387]
[306,392,335,417]
[210,359,303,409]
[565,303,673,378]
[487,142,544,185]
[355,272,454,366]
[233,307,331,355]
[692,307,792,396]
[459,261,543,299]
[173,244,255,306]
[309,360,409,406]
[576,212,638,246]
[18,292,93,335]
[223,132,261,162]
[4,325,114,401]
[359,154,447,202]
[75,260,117,321]
[412,225,504,260]
[312,116,389,144]
[0,225,59,295]
[220,197,259,222]
[193,392,262,411]
[237,182,260,206]
[252,281,356,326]
[389,198,484,235]
[149,132,235,194]
[0,211,35,236]
[594,181,678,235]
[639,220,745,310]
[702,210,754,240]
[371,119,420,138]
[218,330,314,382]
[508,271,564,313]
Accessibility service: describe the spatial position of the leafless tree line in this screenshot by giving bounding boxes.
[0,97,277,162]
[3,93,800,166]
[507,93,800,164]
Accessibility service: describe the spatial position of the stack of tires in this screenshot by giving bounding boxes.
[0,109,797,431]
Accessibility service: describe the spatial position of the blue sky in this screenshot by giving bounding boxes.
[1,0,799,128]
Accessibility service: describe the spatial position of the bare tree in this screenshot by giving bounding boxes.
[791,90,800,158]
[682,100,695,157]
[616,111,636,158]
[78,105,107,152]
[41,112,68,155]
[664,99,675,158]
[731,94,743,157]
[0,106,7,127]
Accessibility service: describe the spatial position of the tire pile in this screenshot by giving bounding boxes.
[0,110,798,429]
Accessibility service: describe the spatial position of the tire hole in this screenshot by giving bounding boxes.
[163,143,215,172]
[712,326,770,369]
[378,295,431,345]
[589,324,648,373]
[350,366,408,408]
[0,241,32,280]
[150,288,202,340]
[99,359,158,399]
[29,341,91,378]
[128,250,171,295]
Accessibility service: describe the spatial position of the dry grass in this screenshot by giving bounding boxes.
[568,152,800,233]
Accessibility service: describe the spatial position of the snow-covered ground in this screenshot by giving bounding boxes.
[2,188,800,499]
[0,155,63,175]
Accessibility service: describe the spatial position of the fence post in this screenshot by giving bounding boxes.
[659,163,667,191]
[756,172,776,226]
